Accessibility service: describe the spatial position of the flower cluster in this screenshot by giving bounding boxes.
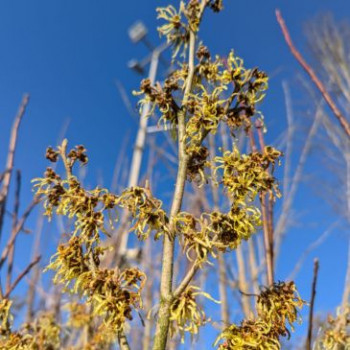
[215,282,306,349]
[0,305,117,350]
[0,299,12,336]
[157,1,202,58]
[215,146,282,202]
[87,324,117,350]
[31,141,148,337]
[170,286,219,342]
[45,239,146,333]
[186,145,210,184]
[134,34,270,186]
[65,302,116,347]
[157,4,186,58]
[256,281,305,335]
[185,86,227,144]
[205,206,261,249]
[0,312,61,350]
[65,302,92,329]
[88,267,146,331]
[175,212,212,264]
[33,170,119,243]
[18,0,308,347]
[173,145,281,267]
[118,186,169,240]
[215,319,281,350]
[185,49,269,142]
[314,306,350,349]
[175,205,261,266]
[134,78,179,128]
[136,8,268,133]
[157,1,224,58]
[35,142,169,244]
[222,52,268,129]
[46,236,90,290]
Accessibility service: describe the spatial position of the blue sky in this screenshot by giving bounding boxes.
[1,0,350,346]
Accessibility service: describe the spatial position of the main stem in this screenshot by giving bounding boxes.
[152,31,196,350]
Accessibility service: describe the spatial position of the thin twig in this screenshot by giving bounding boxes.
[256,123,274,286]
[281,81,294,200]
[142,238,155,350]
[306,258,319,350]
[26,211,44,322]
[248,127,274,286]
[173,263,199,299]
[0,94,30,241]
[236,244,252,317]
[259,193,274,286]
[209,133,230,325]
[0,198,40,269]
[276,9,350,139]
[6,170,21,295]
[4,255,41,299]
[247,238,259,294]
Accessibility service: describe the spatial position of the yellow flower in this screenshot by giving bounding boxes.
[170,285,220,342]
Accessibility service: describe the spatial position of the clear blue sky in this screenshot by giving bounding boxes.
[1,0,349,346]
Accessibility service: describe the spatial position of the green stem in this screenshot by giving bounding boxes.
[152,3,209,348]
[152,30,196,350]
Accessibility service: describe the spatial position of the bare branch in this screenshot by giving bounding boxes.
[0,94,30,240]
[173,263,199,299]
[6,170,21,295]
[276,10,350,139]
[306,258,319,350]
[0,197,40,269]
[4,255,41,299]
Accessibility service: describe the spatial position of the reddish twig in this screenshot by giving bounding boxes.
[306,258,319,350]
[256,122,275,272]
[259,193,274,286]
[276,10,350,139]
[4,255,41,299]
[248,127,274,286]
